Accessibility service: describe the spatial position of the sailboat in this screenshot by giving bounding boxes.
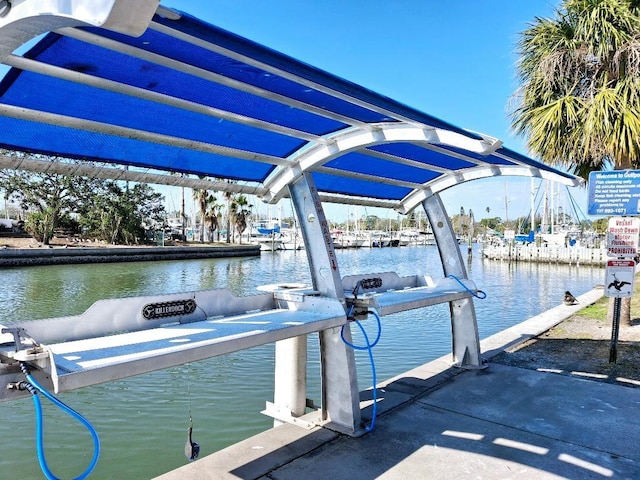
[249,220,283,251]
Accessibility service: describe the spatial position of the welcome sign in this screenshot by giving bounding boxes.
[588,170,640,215]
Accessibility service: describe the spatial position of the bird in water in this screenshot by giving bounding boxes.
[563,291,578,306]
[185,419,200,462]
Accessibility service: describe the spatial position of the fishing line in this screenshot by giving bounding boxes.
[184,363,200,462]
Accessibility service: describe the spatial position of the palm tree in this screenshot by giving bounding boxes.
[193,188,213,243]
[511,0,640,325]
[511,0,640,177]
[223,181,234,244]
[230,195,252,244]
[205,200,222,242]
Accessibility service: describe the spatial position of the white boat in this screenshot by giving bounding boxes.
[331,231,366,249]
[165,217,185,240]
[368,231,399,247]
[254,235,283,251]
[419,232,436,246]
[280,228,305,250]
[249,220,283,251]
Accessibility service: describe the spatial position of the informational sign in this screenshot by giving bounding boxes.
[604,259,636,298]
[607,217,640,257]
[588,170,640,215]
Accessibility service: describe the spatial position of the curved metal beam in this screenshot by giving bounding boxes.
[0,0,158,58]
[0,104,287,167]
[4,54,320,143]
[0,155,267,196]
[398,165,585,214]
[262,123,503,203]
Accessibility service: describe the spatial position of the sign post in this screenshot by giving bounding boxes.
[588,172,640,363]
[604,258,636,362]
[609,296,622,363]
[602,216,639,363]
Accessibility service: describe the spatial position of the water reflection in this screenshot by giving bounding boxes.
[0,244,605,479]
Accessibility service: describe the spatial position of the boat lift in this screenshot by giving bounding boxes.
[0,0,582,438]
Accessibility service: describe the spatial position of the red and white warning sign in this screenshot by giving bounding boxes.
[604,259,636,298]
[607,217,640,257]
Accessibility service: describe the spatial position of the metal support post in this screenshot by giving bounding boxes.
[422,194,483,368]
[273,336,307,426]
[275,172,361,435]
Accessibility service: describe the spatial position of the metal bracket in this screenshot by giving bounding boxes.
[1,326,27,352]
[344,292,379,311]
[261,401,320,430]
[0,326,50,370]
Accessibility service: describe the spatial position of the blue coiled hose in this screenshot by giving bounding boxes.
[21,364,100,480]
[341,307,381,432]
[340,275,485,432]
[447,274,487,299]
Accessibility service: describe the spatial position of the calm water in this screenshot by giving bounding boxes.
[0,244,604,479]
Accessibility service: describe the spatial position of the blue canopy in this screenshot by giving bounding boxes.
[0,3,580,212]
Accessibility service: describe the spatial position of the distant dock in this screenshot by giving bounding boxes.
[481,244,607,266]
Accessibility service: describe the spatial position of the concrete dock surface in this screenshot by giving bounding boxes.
[156,287,640,479]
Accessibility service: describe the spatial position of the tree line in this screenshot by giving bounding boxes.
[0,158,257,246]
[0,166,165,245]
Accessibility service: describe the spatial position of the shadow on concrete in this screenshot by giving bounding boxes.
[229,363,640,479]
[491,336,640,389]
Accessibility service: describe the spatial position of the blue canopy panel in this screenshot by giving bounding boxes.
[311,172,412,201]
[149,11,476,133]
[326,151,438,184]
[0,4,581,210]
[0,116,273,181]
[368,143,478,170]
[14,32,347,138]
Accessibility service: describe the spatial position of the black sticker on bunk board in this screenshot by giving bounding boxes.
[360,277,383,290]
[142,299,197,320]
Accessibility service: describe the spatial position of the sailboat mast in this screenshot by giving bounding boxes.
[542,181,548,233]
[504,181,509,223]
[530,178,535,234]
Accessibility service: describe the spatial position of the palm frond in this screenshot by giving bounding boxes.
[511,0,640,175]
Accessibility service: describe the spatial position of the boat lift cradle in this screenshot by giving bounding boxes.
[0,286,346,398]
[0,0,582,438]
[0,271,479,397]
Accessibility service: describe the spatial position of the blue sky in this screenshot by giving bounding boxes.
[1,1,591,224]
[160,0,587,223]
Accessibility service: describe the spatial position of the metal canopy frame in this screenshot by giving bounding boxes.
[0,1,582,439]
[0,1,581,213]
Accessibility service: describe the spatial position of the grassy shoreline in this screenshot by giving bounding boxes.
[492,278,640,387]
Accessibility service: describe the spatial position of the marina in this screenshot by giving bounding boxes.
[0,2,616,480]
[0,245,606,478]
